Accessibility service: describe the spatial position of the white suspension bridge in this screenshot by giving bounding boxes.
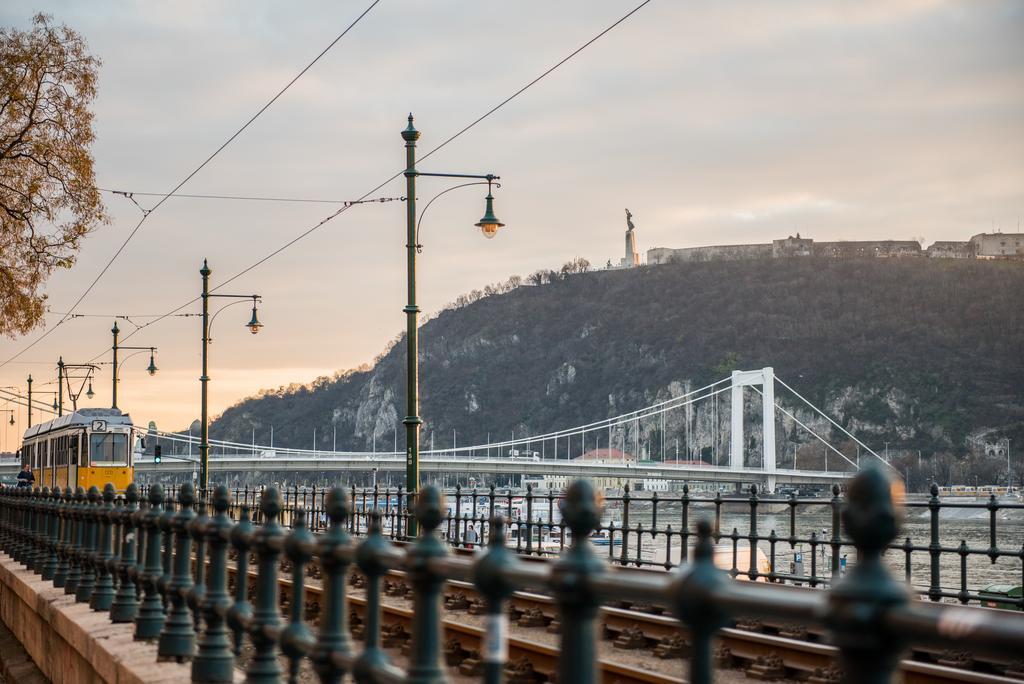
[134,368,893,491]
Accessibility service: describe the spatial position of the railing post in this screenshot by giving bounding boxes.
[35,487,51,575]
[75,486,101,603]
[193,485,235,683]
[53,488,72,587]
[189,501,209,631]
[313,488,353,684]
[474,516,515,684]
[619,484,630,566]
[111,483,140,623]
[552,480,603,684]
[245,487,285,683]
[354,510,391,683]
[7,488,20,562]
[927,483,941,601]
[159,492,175,609]
[226,505,254,657]
[19,488,32,564]
[747,485,759,580]
[27,487,40,571]
[136,484,166,640]
[672,519,728,684]
[91,483,117,611]
[407,486,448,684]
[42,487,60,580]
[64,487,86,595]
[827,466,908,684]
[158,483,197,662]
[830,484,842,579]
[282,506,317,683]
[133,497,148,601]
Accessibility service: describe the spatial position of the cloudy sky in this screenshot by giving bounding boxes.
[0,0,1021,445]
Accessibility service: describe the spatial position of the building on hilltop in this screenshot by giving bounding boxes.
[926,241,972,258]
[970,232,1024,259]
[647,232,1024,265]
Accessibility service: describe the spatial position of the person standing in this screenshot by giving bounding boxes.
[17,463,35,488]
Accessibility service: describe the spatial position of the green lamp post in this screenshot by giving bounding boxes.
[198,260,263,491]
[110,321,159,409]
[400,114,504,502]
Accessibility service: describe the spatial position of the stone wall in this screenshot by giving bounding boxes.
[647,243,773,264]
[0,553,194,684]
[650,237,926,265]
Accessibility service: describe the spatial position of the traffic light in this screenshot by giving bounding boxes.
[154,445,162,464]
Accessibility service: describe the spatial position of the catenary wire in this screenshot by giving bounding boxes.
[26,0,656,367]
[0,0,382,370]
[100,188,403,206]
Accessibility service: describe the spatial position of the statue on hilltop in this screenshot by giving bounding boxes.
[622,208,639,267]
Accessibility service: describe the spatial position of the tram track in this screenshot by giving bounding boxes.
[217,552,1022,684]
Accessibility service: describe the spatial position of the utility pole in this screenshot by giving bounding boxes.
[26,375,32,428]
[57,357,64,416]
[111,322,119,408]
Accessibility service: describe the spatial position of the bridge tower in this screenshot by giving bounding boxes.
[729,367,777,492]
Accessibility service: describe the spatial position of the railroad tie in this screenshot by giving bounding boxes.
[807,664,842,683]
[653,632,687,659]
[745,653,787,681]
[612,625,648,650]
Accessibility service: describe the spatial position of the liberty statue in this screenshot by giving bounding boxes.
[623,208,639,267]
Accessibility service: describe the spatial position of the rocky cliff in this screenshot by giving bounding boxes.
[208,258,1024,463]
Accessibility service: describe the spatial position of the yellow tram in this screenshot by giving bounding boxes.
[19,408,136,491]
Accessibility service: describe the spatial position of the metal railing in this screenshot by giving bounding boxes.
[1,468,1022,684]
[174,480,1024,608]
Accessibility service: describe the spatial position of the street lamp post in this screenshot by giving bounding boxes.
[110,321,159,409]
[401,114,503,499]
[199,259,263,491]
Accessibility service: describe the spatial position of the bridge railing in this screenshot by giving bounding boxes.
[165,480,1024,609]
[3,467,1022,684]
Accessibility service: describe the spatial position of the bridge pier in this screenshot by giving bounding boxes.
[730,367,778,489]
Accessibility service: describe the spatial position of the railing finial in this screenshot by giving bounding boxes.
[560,479,600,540]
[324,486,350,526]
[842,466,902,561]
[413,485,444,534]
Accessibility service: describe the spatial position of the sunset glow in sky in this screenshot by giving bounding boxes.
[0,1,1021,445]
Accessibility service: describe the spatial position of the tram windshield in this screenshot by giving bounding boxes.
[89,432,129,464]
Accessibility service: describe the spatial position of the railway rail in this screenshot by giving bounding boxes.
[219,544,1024,684]
[2,468,1023,684]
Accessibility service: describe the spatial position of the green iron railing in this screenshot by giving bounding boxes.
[1,467,1022,684]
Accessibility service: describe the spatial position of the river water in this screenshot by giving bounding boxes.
[597,501,1024,600]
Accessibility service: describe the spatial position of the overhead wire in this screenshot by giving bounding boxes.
[0,0,383,370]
[158,0,658,307]
[19,0,657,369]
[101,188,403,206]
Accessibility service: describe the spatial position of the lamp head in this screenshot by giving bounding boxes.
[52,398,58,411]
[146,351,158,376]
[8,414,13,426]
[85,381,94,399]
[475,192,504,239]
[247,299,263,335]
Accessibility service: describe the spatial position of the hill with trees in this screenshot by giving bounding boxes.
[208,257,1024,486]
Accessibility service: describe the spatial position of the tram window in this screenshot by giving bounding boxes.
[69,434,78,466]
[89,433,128,464]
